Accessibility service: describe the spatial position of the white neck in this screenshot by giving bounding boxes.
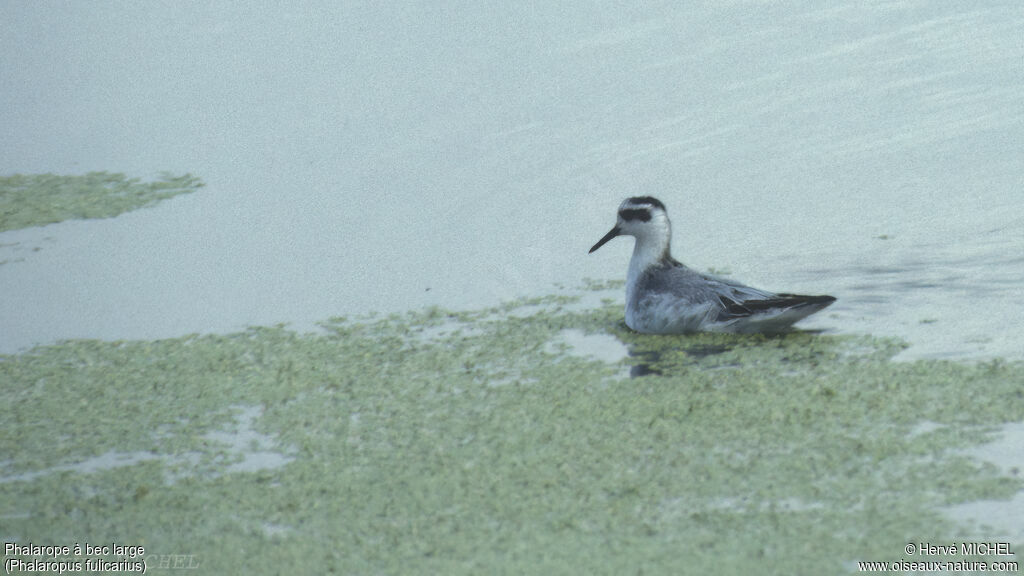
[626,224,672,286]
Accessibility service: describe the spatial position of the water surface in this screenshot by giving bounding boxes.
[1,2,1022,360]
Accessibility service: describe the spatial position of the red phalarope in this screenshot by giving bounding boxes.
[590,196,835,334]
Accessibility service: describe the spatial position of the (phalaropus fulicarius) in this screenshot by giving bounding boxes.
[590,196,835,333]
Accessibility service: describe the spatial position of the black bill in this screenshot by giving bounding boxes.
[589,226,621,253]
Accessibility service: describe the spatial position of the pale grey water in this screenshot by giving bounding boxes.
[1,2,1022,360]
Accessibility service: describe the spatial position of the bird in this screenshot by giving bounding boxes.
[589,196,835,334]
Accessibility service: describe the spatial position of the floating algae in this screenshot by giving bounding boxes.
[0,292,1022,574]
[0,171,203,233]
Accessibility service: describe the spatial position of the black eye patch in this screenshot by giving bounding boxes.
[619,208,651,222]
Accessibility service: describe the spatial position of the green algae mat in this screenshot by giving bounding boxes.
[1,292,1022,574]
[0,172,203,233]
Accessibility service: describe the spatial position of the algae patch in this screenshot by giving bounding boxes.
[0,172,203,233]
[1,294,1022,574]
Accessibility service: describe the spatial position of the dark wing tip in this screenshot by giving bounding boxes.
[776,294,837,307]
[717,293,836,321]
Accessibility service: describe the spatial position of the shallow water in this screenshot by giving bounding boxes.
[2,3,1024,574]
[1,2,1023,361]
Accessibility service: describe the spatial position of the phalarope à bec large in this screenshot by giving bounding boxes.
[589,196,835,333]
